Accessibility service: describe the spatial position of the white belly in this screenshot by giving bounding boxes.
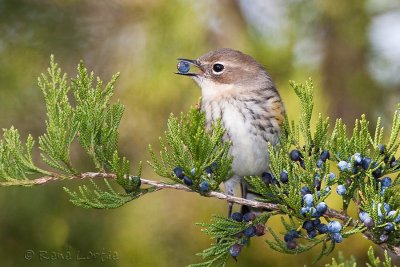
[219,103,269,176]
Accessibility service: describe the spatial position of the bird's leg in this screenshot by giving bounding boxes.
[224,180,234,217]
[224,175,241,217]
[227,202,233,218]
[240,180,250,215]
[241,178,265,214]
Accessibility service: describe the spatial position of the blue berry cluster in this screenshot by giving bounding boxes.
[327,221,343,243]
[172,164,218,193]
[261,170,291,185]
[334,148,399,198]
[299,219,343,243]
[337,149,394,179]
[284,230,300,249]
[290,149,332,196]
[358,211,374,227]
[285,219,343,250]
[359,202,399,242]
[300,192,328,218]
[296,189,344,244]
[229,212,265,259]
[302,219,328,239]
[173,166,193,185]
[289,149,330,169]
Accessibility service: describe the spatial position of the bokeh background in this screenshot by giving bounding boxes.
[0,0,400,266]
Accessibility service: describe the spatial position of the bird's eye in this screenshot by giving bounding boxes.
[212,63,224,74]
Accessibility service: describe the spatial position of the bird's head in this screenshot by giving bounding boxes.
[176,48,274,100]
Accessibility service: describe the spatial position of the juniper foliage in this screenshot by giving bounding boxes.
[192,79,399,266]
[0,127,50,180]
[0,56,142,206]
[148,107,232,192]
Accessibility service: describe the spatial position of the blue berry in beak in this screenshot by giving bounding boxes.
[177,60,191,73]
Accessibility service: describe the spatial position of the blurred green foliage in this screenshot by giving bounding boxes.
[0,0,399,266]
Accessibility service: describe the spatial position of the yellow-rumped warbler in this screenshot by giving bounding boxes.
[177,48,285,215]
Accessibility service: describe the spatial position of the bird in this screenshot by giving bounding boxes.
[176,48,286,216]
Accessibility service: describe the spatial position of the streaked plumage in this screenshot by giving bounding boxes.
[177,48,285,214]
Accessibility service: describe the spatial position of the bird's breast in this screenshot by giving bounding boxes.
[202,98,281,176]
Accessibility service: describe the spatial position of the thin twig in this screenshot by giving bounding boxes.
[0,173,398,256]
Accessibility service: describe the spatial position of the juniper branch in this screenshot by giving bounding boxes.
[0,172,345,218]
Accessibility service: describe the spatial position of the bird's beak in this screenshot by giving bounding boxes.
[175,58,203,77]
